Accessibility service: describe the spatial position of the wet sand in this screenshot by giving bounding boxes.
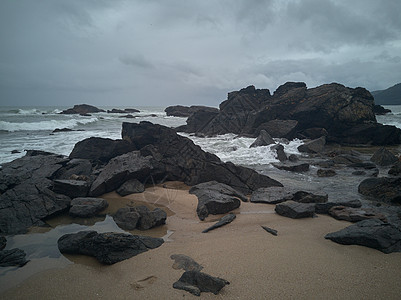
[2,182,401,299]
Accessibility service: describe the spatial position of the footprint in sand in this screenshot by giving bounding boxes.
[131,276,158,290]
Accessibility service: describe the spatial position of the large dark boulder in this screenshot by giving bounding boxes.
[189,182,243,220]
[297,136,326,153]
[255,119,298,139]
[0,154,71,235]
[173,271,230,296]
[249,130,275,148]
[122,122,282,194]
[325,219,401,253]
[89,151,153,197]
[69,137,136,163]
[358,177,401,204]
[69,197,108,218]
[60,104,105,114]
[57,231,164,264]
[165,105,218,117]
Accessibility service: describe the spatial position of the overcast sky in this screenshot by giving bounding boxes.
[0,0,400,107]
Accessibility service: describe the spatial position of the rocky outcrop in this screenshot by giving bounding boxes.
[107,108,140,113]
[270,144,287,162]
[0,153,71,235]
[122,122,282,194]
[69,197,108,218]
[173,271,230,296]
[325,219,401,253]
[60,104,105,114]
[202,213,236,233]
[69,137,136,163]
[189,182,244,220]
[373,105,391,115]
[358,177,401,204]
[113,206,167,230]
[180,83,401,145]
[275,201,315,218]
[165,105,218,117]
[57,231,164,264]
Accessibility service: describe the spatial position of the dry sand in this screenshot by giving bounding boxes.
[1,182,401,299]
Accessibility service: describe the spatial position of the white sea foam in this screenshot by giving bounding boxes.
[180,133,305,166]
[0,117,99,132]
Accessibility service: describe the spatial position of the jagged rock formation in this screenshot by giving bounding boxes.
[165,105,218,117]
[178,83,401,145]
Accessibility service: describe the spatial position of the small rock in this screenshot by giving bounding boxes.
[261,226,278,236]
[270,144,287,162]
[173,271,230,296]
[113,206,167,230]
[297,136,326,153]
[273,163,310,173]
[116,179,145,196]
[317,169,336,177]
[171,254,203,272]
[250,130,275,148]
[202,213,236,233]
[388,161,401,176]
[288,154,299,162]
[275,201,315,218]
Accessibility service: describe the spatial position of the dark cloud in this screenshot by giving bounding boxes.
[0,0,400,106]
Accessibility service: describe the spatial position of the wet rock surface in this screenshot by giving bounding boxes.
[57,231,164,264]
[0,248,29,267]
[69,197,108,218]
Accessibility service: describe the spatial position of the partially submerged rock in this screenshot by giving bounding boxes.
[249,130,275,148]
[273,163,310,173]
[370,148,398,166]
[297,136,326,154]
[60,104,105,115]
[58,231,164,264]
[202,213,236,233]
[165,105,218,117]
[173,270,230,296]
[325,219,401,254]
[69,197,108,218]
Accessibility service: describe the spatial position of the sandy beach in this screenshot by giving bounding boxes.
[1,182,401,300]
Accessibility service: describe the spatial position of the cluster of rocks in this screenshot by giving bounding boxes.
[165,105,219,118]
[59,104,141,116]
[176,82,401,145]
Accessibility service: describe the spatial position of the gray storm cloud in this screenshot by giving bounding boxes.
[0,0,400,106]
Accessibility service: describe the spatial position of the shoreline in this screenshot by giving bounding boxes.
[2,183,401,299]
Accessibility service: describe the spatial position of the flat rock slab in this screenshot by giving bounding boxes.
[0,248,29,267]
[325,219,401,254]
[190,181,244,221]
[58,231,164,264]
[273,163,310,173]
[69,197,108,218]
[292,191,328,203]
[173,271,230,296]
[328,206,387,222]
[250,187,293,204]
[275,201,315,219]
[202,213,236,233]
[53,179,90,198]
[171,254,203,272]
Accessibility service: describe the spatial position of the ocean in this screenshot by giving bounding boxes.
[1,105,400,167]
